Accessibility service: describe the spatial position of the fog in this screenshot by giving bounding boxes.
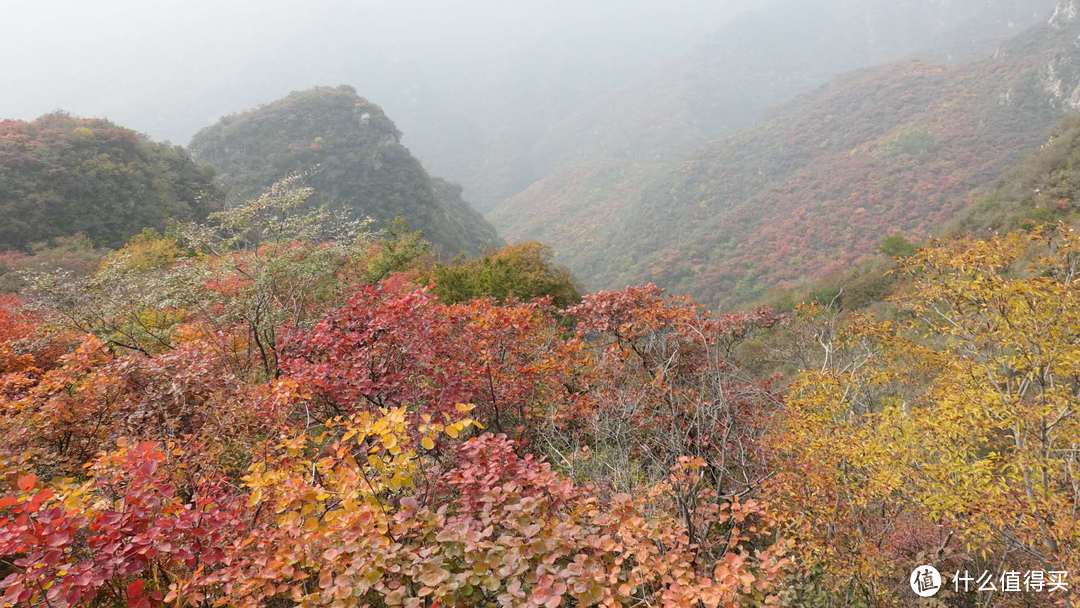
[0,0,744,147]
[2,0,1058,207]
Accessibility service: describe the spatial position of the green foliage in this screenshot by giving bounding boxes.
[101,229,182,273]
[184,173,371,252]
[877,127,941,159]
[768,256,902,314]
[0,113,219,250]
[189,86,502,257]
[429,242,580,307]
[361,219,431,284]
[25,177,380,365]
[877,233,917,258]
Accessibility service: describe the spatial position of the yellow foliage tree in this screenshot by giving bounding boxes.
[771,225,1079,605]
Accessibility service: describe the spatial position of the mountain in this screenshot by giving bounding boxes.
[949,113,1080,236]
[493,2,1080,307]
[189,86,501,257]
[460,0,1056,209]
[0,113,218,250]
[774,110,1080,312]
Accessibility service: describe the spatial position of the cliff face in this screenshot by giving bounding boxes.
[189,86,501,257]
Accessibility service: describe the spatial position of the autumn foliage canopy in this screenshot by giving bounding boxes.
[1,179,1077,607]
[0,183,791,608]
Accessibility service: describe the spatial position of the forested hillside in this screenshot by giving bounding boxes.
[461,0,1055,208]
[190,86,501,257]
[495,5,1080,306]
[952,112,1080,235]
[0,114,218,250]
[773,112,1080,311]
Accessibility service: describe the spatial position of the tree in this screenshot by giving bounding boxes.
[429,242,580,307]
[877,234,917,258]
[555,284,784,501]
[771,225,1080,605]
[25,176,377,377]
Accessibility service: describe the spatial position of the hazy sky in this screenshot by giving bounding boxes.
[1,0,744,146]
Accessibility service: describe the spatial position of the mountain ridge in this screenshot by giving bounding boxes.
[190,85,502,257]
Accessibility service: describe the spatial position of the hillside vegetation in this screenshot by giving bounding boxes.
[494,7,1080,306]
[190,86,501,257]
[772,112,1080,311]
[1,153,1076,607]
[0,113,218,250]
[951,112,1080,235]
[460,0,1055,208]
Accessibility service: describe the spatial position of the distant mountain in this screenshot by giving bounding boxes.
[0,113,218,250]
[493,1,1080,307]
[189,86,501,257]
[464,0,1056,209]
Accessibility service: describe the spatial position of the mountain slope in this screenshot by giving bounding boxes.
[493,3,1080,307]
[531,0,1056,172]
[189,86,501,257]
[949,112,1080,235]
[774,111,1080,312]
[0,113,218,250]
[466,0,1056,209]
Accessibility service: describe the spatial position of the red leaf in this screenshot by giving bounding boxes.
[16,474,37,492]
